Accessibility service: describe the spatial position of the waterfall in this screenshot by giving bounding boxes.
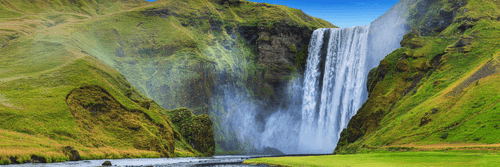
[295,0,409,153]
[299,26,370,153]
[214,0,410,155]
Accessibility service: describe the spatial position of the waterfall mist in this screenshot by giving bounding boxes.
[367,0,409,69]
[211,0,411,155]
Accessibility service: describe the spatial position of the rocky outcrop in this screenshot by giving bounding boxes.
[447,59,500,96]
[62,146,81,161]
[66,85,175,157]
[30,155,47,163]
[260,147,285,155]
[212,0,245,7]
[169,108,215,156]
[236,22,318,103]
[102,161,112,166]
[407,0,466,36]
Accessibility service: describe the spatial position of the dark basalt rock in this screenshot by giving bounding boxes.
[9,157,18,164]
[102,161,112,166]
[409,0,467,36]
[431,108,438,114]
[30,155,46,163]
[430,53,445,69]
[420,117,431,126]
[237,22,316,104]
[458,21,475,33]
[434,8,455,33]
[209,18,223,30]
[454,37,472,47]
[141,7,177,18]
[260,147,285,155]
[62,146,81,161]
[220,0,244,6]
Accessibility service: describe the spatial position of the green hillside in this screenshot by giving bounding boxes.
[0,0,335,164]
[55,0,335,154]
[335,0,500,154]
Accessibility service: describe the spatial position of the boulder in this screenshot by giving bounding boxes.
[30,155,46,163]
[62,146,81,161]
[431,108,438,114]
[420,117,431,126]
[454,37,472,47]
[170,108,193,123]
[260,147,284,155]
[458,21,475,32]
[102,161,112,166]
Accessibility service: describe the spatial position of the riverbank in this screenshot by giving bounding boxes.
[0,129,186,165]
[2,155,268,167]
[243,151,500,167]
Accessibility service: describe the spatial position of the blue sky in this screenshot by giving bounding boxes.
[145,0,400,28]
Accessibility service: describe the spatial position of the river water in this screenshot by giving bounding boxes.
[5,155,269,167]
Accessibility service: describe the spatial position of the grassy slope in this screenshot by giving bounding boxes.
[0,51,179,162]
[335,0,500,154]
[0,0,213,164]
[243,151,500,167]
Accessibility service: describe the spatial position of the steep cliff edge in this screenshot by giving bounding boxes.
[335,0,500,154]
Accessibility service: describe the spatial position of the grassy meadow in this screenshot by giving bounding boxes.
[244,151,500,167]
[0,0,215,163]
[0,129,160,164]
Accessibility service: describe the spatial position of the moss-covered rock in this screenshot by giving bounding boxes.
[396,59,410,72]
[170,108,194,123]
[62,146,81,161]
[169,108,215,156]
[66,85,175,157]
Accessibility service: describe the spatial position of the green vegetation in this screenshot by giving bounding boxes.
[167,108,215,156]
[0,0,336,163]
[336,0,500,154]
[244,151,500,167]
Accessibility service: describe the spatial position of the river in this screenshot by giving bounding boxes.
[5,155,270,167]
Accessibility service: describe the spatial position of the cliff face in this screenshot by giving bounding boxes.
[236,23,315,103]
[335,0,500,154]
[77,0,335,153]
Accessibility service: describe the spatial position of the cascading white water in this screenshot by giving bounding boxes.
[215,0,410,154]
[299,26,370,153]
